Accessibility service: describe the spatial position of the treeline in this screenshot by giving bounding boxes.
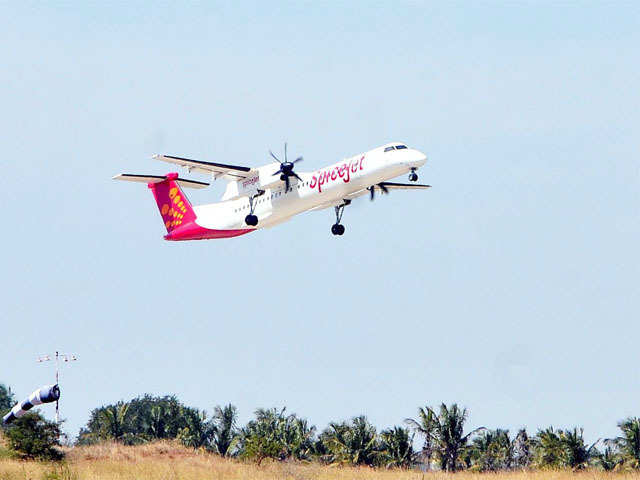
[2,383,640,471]
[76,394,640,472]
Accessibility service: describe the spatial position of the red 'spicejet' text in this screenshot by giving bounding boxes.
[309,156,364,193]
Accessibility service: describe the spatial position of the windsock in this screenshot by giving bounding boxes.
[2,384,60,425]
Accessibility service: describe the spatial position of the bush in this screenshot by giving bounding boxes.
[3,412,63,461]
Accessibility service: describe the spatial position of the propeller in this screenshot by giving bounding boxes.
[368,183,389,201]
[270,142,303,191]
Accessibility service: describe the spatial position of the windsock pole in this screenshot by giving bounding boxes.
[37,351,77,426]
[55,351,59,424]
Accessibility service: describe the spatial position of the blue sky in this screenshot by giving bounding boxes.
[1,2,638,442]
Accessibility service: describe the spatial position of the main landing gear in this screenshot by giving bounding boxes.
[244,190,264,227]
[331,200,350,236]
[409,168,419,182]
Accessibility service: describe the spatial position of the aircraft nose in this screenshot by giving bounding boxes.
[411,150,427,168]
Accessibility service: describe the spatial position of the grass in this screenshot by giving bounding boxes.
[0,442,639,480]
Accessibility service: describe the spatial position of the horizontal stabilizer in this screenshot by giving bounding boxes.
[113,173,209,189]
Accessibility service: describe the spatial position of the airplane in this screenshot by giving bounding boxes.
[113,142,430,240]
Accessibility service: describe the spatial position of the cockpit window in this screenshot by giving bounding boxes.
[384,146,395,152]
[395,145,408,149]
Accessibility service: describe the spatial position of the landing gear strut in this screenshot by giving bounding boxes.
[244,190,264,226]
[409,168,418,182]
[331,201,349,236]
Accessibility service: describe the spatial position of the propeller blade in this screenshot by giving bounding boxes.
[293,172,303,182]
[284,176,290,191]
[269,150,281,163]
[292,156,303,164]
[284,142,288,163]
[272,168,283,176]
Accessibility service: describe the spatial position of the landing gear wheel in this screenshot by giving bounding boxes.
[245,214,258,226]
[331,224,345,236]
[409,169,418,182]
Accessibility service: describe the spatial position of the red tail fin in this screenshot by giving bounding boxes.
[148,173,196,233]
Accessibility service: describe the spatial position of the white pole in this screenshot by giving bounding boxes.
[55,351,60,424]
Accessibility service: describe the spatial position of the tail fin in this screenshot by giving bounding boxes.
[148,173,197,233]
[113,172,208,234]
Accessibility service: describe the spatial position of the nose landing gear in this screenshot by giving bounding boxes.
[409,168,418,182]
[331,200,350,236]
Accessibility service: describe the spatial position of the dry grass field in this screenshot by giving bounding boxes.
[1,442,640,480]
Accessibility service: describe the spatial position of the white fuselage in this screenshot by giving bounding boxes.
[193,144,427,230]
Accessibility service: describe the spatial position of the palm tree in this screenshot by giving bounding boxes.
[560,427,598,470]
[321,416,379,466]
[281,417,316,460]
[98,402,132,441]
[470,429,513,471]
[406,403,484,472]
[211,404,239,457]
[404,406,436,469]
[177,409,211,449]
[512,428,532,468]
[597,444,622,471]
[148,405,166,439]
[611,417,640,469]
[0,383,14,412]
[533,427,565,468]
[379,426,416,468]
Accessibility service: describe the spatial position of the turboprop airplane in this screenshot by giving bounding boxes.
[114,142,429,240]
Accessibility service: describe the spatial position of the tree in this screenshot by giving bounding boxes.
[77,395,203,445]
[404,405,436,469]
[533,427,565,468]
[3,412,63,460]
[378,426,415,468]
[610,417,640,469]
[596,444,622,471]
[512,428,532,468]
[240,407,288,465]
[239,407,315,464]
[406,403,483,472]
[320,416,379,466]
[177,408,211,449]
[211,404,239,456]
[533,426,597,469]
[0,383,14,412]
[99,402,133,441]
[280,417,316,461]
[560,427,598,469]
[470,429,513,471]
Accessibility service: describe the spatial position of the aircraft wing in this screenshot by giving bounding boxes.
[307,200,343,212]
[376,182,431,190]
[343,182,431,201]
[153,154,254,180]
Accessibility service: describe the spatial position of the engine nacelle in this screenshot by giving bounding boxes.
[221,162,283,200]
